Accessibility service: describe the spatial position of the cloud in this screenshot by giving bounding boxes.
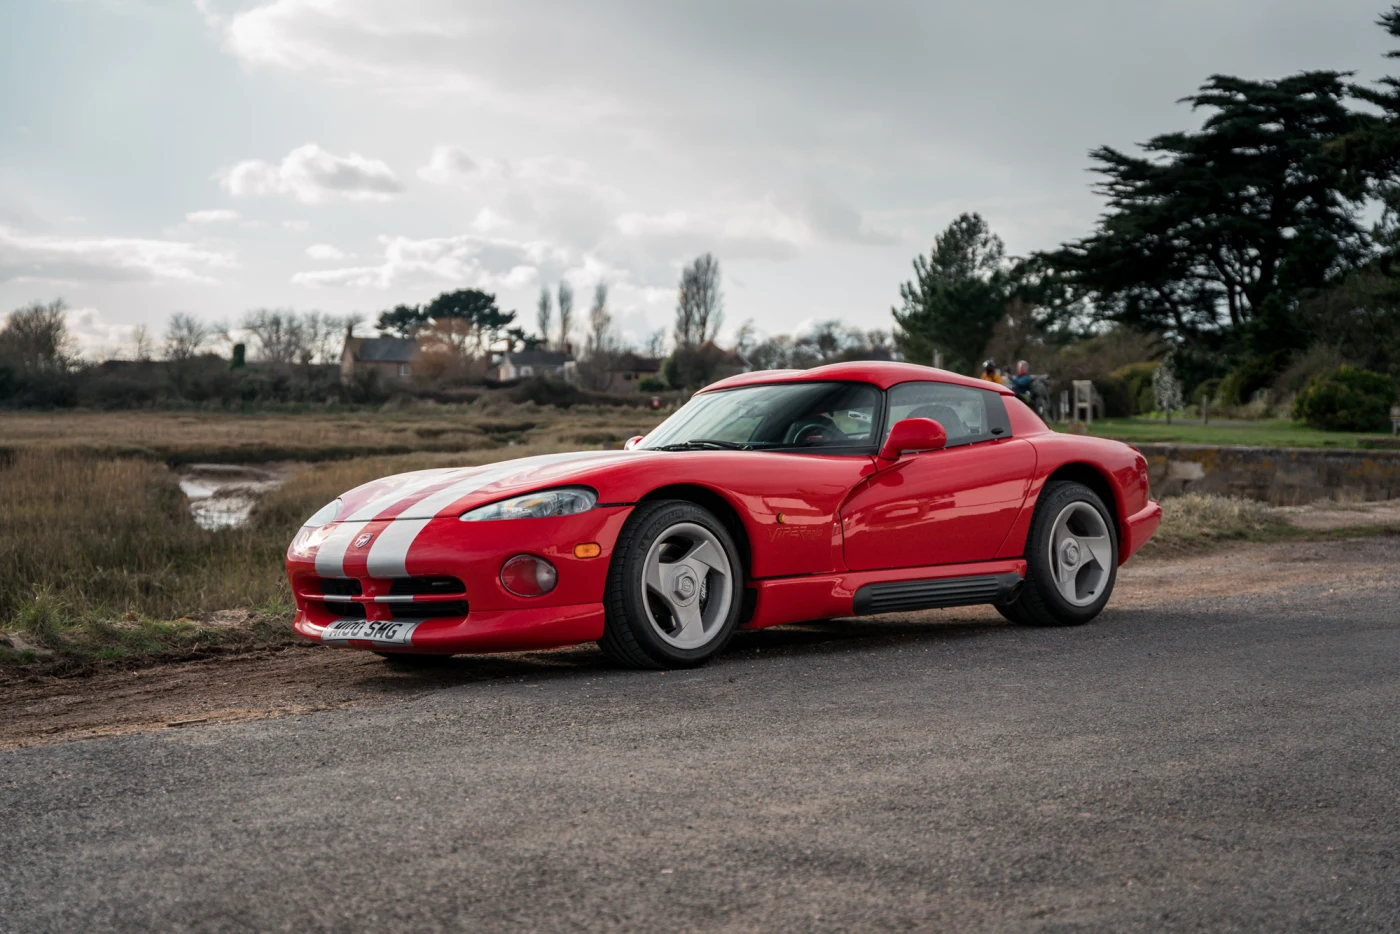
[67,306,135,356]
[0,224,235,284]
[305,243,348,260]
[221,144,404,204]
[615,198,811,263]
[418,146,621,249]
[291,233,557,290]
[185,209,239,224]
[281,219,310,232]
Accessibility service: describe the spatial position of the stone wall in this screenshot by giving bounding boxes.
[1134,443,1400,505]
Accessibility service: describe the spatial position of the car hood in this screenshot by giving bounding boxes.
[329,450,644,523]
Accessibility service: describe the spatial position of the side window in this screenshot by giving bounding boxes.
[885,382,1011,448]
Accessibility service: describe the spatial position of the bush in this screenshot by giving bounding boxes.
[1095,375,1134,418]
[1292,366,1396,432]
[1219,352,1291,405]
[1110,362,1158,414]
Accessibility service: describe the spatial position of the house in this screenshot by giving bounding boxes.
[340,337,420,384]
[606,352,663,393]
[699,341,751,380]
[495,350,576,383]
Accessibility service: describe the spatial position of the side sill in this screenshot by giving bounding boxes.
[852,572,1024,616]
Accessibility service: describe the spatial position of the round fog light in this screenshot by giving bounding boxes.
[501,555,558,597]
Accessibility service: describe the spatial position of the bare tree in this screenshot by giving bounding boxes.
[536,286,553,350]
[242,309,307,364]
[0,299,72,370]
[163,313,212,362]
[585,283,612,356]
[556,281,574,352]
[674,253,722,348]
[643,329,667,359]
[299,312,347,366]
[129,324,154,362]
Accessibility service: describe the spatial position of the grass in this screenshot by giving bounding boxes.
[0,404,667,465]
[1137,493,1292,555]
[1056,417,1395,450]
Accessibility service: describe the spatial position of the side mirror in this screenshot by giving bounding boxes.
[623,435,645,450]
[878,417,947,461]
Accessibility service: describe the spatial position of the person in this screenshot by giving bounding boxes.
[979,359,1001,385]
[1009,360,1034,400]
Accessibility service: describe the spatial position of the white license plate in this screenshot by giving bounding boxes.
[320,619,420,646]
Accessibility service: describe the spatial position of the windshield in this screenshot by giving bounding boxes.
[641,381,882,452]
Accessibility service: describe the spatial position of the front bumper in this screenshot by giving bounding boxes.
[286,505,632,654]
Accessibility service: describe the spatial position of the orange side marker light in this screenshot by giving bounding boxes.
[574,543,602,559]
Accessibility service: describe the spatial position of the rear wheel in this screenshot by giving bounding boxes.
[1005,480,1118,627]
[599,500,743,669]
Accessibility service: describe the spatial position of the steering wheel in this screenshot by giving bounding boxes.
[785,417,846,446]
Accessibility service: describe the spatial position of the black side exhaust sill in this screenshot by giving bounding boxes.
[853,572,1024,616]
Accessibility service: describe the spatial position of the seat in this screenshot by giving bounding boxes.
[905,403,967,441]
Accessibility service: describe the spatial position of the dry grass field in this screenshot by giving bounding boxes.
[0,403,667,465]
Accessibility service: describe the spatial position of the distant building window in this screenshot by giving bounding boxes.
[398,364,409,377]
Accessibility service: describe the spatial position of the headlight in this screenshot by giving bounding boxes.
[460,487,597,522]
[303,498,343,529]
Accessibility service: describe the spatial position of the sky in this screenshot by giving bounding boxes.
[0,0,1395,357]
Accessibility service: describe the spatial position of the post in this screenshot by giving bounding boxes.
[1071,380,1093,432]
[1202,396,1209,425]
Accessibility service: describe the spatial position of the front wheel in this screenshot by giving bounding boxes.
[599,500,744,669]
[1005,480,1118,627]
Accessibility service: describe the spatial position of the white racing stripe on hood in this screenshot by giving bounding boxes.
[316,451,614,578]
[393,451,607,521]
[344,467,473,522]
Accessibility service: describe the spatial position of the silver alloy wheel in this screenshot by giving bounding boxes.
[641,522,734,650]
[1047,501,1113,607]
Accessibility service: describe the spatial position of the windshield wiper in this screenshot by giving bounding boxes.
[653,439,759,451]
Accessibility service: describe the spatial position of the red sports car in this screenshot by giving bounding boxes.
[286,362,1161,669]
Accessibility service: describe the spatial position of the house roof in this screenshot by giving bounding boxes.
[614,352,662,372]
[349,337,417,363]
[501,350,575,366]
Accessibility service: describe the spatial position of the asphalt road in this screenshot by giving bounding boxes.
[3,538,1399,933]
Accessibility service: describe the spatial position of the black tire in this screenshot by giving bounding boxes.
[374,652,455,668]
[1009,480,1118,627]
[599,500,745,669]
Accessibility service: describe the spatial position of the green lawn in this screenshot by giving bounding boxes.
[1053,417,1396,450]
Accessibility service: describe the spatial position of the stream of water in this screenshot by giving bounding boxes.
[176,464,295,530]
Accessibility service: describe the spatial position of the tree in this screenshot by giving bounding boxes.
[1152,351,1184,423]
[1039,72,1367,362]
[577,283,618,391]
[556,281,574,352]
[892,213,1008,374]
[536,287,553,351]
[586,283,612,356]
[129,324,154,362]
[242,309,306,364]
[422,289,516,361]
[675,253,722,348]
[375,304,427,339]
[0,299,72,370]
[163,313,212,362]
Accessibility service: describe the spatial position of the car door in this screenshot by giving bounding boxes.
[840,381,1036,571]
